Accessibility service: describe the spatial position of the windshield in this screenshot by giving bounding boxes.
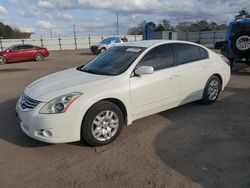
[79,46,145,76]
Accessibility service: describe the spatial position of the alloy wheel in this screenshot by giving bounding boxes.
[207,79,219,101]
[91,110,119,141]
[236,35,250,51]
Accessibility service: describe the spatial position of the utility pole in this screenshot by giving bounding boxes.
[49,29,53,38]
[116,12,119,36]
[73,25,77,50]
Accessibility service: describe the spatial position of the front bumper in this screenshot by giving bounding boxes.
[16,98,82,143]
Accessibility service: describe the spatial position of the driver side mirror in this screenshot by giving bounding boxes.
[134,66,154,76]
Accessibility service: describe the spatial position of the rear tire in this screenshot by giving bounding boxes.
[201,76,221,105]
[81,101,124,146]
[229,58,235,69]
[34,53,43,61]
[0,56,6,65]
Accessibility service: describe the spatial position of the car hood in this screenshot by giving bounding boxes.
[24,68,113,102]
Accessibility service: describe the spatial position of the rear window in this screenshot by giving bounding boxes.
[175,43,208,65]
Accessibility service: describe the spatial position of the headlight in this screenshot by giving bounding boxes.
[40,92,82,114]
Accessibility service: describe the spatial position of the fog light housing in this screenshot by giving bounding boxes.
[42,129,52,137]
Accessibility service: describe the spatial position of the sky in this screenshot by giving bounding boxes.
[0,0,249,38]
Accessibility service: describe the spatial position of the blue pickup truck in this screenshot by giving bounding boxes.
[219,19,250,67]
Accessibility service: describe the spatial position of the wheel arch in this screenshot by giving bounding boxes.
[82,97,128,126]
[212,73,223,91]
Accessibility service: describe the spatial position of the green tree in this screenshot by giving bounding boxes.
[127,20,147,35]
[162,20,175,31]
[235,9,250,20]
[155,23,165,32]
[0,22,27,39]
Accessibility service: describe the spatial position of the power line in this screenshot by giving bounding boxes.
[116,12,120,36]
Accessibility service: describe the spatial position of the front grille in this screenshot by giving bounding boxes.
[20,94,40,110]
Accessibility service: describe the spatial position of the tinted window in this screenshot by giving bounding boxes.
[175,44,208,65]
[80,46,145,76]
[137,44,175,71]
[22,45,34,50]
[199,47,208,59]
[12,46,22,51]
[11,45,34,51]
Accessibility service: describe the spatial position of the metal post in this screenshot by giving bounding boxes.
[88,35,91,48]
[135,34,137,41]
[186,32,188,41]
[73,25,77,50]
[58,35,62,51]
[213,31,216,44]
[0,37,3,51]
[199,32,201,43]
[50,29,53,38]
[21,39,24,45]
[40,36,44,47]
[116,12,119,36]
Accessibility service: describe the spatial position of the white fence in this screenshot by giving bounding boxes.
[0,35,143,51]
[0,30,227,51]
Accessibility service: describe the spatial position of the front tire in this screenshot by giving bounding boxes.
[81,101,124,146]
[34,53,44,61]
[99,48,106,54]
[0,56,6,65]
[201,76,221,105]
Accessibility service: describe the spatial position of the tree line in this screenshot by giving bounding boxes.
[0,22,26,39]
[128,9,250,35]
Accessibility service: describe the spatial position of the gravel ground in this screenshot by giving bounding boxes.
[0,49,250,188]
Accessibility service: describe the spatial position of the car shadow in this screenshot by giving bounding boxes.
[153,86,250,188]
[231,63,250,76]
[0,98,88,148]
[77,52,94,56]
[0,98,50,147]
[0,68,30,73]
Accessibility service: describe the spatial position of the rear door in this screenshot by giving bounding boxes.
[174,43,211,103]
[130,44,181,119]
[19,45,36,60]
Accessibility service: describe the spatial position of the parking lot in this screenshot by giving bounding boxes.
[0,49,250,188]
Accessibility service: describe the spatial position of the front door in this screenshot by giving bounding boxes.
[130,44,181,119]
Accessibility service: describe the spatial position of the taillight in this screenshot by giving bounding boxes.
[221,55,230,66]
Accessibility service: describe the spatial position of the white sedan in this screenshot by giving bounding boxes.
[16,40,231,146]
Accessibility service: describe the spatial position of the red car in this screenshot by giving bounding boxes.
[0,44,49,65]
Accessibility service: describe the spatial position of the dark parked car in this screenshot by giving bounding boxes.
[0,44,49,65]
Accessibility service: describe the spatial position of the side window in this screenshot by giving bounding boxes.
[175,43,207,65]
[199,47,208,59]
[137,44,175,71]
[114,38,121,43]
[12,46,22,51]
[22,45,34,50]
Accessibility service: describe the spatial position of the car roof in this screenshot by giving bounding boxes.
[230,19,250,25]
[9,44,36,48]
[118,40,201,48]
